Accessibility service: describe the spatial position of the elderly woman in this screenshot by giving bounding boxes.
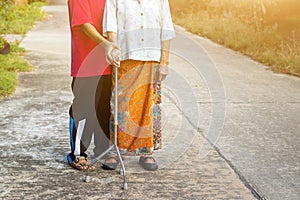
[102,0,175,171]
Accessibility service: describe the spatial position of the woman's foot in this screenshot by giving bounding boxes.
[139,156,158,171]
[102,157,119,170]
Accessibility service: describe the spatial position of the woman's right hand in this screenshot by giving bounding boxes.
[101,40,121,68]
[111,48,121,67]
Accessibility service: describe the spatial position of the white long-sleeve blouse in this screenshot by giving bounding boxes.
[103,0,176,62]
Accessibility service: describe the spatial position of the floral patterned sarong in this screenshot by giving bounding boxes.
[111,60,156,155]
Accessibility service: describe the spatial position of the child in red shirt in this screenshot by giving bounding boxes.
[66,0,119,171]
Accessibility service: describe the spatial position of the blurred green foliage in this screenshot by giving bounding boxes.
[0,1,46,34]
[0,0,45,98]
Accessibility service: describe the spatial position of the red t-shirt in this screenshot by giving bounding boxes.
[68,0,111,77]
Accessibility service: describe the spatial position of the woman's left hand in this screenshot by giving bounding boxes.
[158,40,170,82]
[155,64,168,82]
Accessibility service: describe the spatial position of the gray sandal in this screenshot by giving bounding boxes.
[102,157,119,170]
[139,156,158,171]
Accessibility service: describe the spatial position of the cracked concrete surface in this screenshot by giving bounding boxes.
[0,1,299,200]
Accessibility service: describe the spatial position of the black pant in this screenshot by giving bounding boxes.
[67,75,111,164]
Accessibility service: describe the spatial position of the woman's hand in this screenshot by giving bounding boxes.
[80,24,120,67]
[157,40,171,82]
[111,48,121,67]
[101,40,121,68]
[155,64,168,82]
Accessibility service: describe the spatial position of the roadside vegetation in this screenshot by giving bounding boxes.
[170,0,300,77]
[0,0,46,98]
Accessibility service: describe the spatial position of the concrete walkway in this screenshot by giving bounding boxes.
[0,1,299,200]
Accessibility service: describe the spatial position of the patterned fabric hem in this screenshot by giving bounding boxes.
[108,144,154,156]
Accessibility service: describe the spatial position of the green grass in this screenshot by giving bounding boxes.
[170,0,300,77]
[0,1,46,98]
[0,1,46,34]
[0,43,32,97]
